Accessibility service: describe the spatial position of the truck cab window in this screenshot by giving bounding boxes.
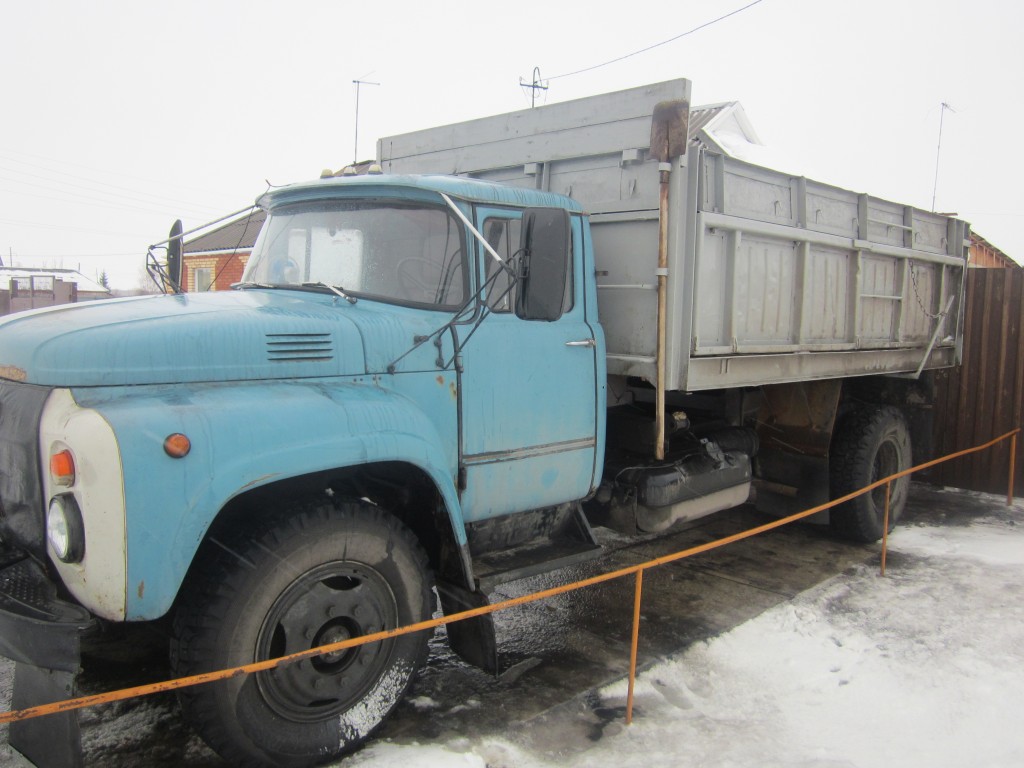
[483,216,574,314]
[483,218,519,312]
[244,201,467,309]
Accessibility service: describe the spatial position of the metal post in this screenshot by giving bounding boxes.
[881,481,892,576]
[353,78,380,163]
[655,166,670,461]
[1009,432,1018,506]
[931,102,955,212]
[625,569,644,725]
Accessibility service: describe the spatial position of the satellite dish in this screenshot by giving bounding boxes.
[167,219,183,292]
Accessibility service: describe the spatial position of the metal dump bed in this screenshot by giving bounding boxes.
[379,79,968,392]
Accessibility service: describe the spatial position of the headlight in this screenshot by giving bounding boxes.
[47,494,85,563]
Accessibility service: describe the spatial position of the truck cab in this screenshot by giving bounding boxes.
[0,173,610,767]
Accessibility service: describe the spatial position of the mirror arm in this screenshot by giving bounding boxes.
[146,204,260,252]
[440,193,516,278]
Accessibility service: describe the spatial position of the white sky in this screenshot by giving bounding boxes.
[2,0,1021,290]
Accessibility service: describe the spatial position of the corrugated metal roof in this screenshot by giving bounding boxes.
[184,209,266,254]
[687,102,736,139]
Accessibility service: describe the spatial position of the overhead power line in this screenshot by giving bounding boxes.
[0,183,211,220]
[0,146,229,200]
[545,0,766,82]
[0,167,222,220]
[0,157,225,217]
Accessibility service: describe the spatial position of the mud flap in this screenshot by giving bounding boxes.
[435,581,498,675]
[0,557,93,768]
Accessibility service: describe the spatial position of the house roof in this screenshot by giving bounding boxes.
[184,209,266,255]
[689,101,760,145]
[0,267,109,294]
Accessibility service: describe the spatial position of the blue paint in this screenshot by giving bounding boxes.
[0,289,458,386]
[0,173,607,620]
[457,205,601,521]
[74,378,462,619]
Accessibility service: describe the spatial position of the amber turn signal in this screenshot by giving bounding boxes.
[164,433,191,458]
[50,449,76,486]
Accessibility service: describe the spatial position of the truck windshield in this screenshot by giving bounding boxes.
[242,200,467,309]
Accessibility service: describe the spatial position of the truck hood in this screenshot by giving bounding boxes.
[0,290,442,387]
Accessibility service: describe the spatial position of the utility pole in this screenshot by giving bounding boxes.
[353,77,380,163]
[931,102,956,212]
[520,67,548,108]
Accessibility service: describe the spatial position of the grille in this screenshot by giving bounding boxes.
[0,380,49,554]
[266,333,334,363]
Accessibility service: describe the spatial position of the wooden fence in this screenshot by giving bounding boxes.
[932,267,1024,495]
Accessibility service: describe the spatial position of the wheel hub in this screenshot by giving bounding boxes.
[254,562,398,722]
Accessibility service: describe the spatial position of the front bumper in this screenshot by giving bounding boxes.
[0,548,93,768]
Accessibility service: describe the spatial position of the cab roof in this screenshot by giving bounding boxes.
[259,173,584,212]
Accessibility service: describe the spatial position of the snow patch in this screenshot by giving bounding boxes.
[889,520,1024,566]
[344,742,487,767]
[406,696,440,711]
[337,660,414,746]
[325,510,1024,768]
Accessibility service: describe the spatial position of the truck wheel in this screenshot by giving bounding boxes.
[829,407,912,543]
[170,501,432,767]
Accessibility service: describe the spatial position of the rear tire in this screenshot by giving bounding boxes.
[829,407,912,543]
[170,501,431,767]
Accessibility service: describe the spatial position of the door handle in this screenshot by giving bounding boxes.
[565,339,596,348]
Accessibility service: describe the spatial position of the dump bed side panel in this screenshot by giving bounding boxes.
[379,80,968,391]
[685,152,967,389]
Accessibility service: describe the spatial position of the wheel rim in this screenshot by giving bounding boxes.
[255,561,398,722]
[869,435,904,517]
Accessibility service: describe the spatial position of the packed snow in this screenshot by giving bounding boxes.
[345,497,1024,768]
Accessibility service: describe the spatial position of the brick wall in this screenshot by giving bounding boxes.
[182,252,251,292]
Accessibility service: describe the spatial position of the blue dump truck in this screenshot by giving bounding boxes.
[0,80,967,766]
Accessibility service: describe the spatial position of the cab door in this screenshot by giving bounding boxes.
[456,207,600,522]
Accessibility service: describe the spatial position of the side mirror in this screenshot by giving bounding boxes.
[167,219,184,293]
[516,208,570,321]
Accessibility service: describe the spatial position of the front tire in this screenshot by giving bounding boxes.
[829,407,912,543]
[171,501,431,767]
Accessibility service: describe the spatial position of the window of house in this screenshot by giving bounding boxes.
[195,268,213,292]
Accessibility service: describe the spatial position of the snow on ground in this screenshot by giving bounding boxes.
[346,502,1024,768]
[0,492,1021,767]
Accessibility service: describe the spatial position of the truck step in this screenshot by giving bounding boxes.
[473,538,603,593]
[468,503,602,592]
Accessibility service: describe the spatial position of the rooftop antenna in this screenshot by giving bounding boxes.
[353,75,380,163]
[931,101,956,212]
[520,67,548,108]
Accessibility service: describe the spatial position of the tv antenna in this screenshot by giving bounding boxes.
[520,67,548,108]
[931,101,956,212]
[353,75,380,163]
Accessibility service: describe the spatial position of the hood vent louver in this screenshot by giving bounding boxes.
[266,333,334,363]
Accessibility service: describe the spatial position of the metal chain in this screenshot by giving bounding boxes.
[909,260,946,320]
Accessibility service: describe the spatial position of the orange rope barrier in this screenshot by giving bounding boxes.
[0,429,1019,728]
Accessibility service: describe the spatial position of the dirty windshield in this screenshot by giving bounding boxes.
[242,200,467,309]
